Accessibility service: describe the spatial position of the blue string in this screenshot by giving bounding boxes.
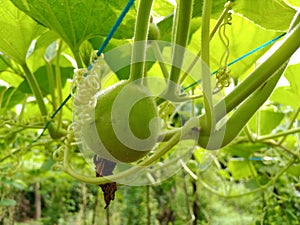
[183,32,286,91]
[33,0,135,142]
[97,0,135,56]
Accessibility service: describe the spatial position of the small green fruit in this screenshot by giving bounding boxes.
[93,80,160,163]
[148,23,160,40]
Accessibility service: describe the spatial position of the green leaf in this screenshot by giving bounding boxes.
[222,143,266,158]
[0,0,45,64]
[287,164,300,176]
[248,108,285,135]
[285,63,300,95]
[228,160,254,180]
[0,55,10,72]
[193,148,214,170]
[41,158,55,171]
[1,87,25,109]
[11,0,136,53]
[157,15,174,42]
[18,66,73,95]
[271,87,300,108]
[192,0,227,18]
[0,199,17,206]
[270,63,300,108]
[152,0,174,18]
[157,0,225,43]
[284,0,300,8]
[233,0,296,31]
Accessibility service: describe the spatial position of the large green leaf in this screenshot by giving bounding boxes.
[0,0,45,64]
[0,55,9,72]
[248,108,285,135]
[11,0,136,53]
[285,0,300,7]
[192,0,227,18]
[233,0,296,31]
[270,63,300,108]
[1,87,25,109]
[158,0,225,43]
[228,160,255,180]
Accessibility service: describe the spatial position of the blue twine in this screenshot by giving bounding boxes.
[33,0,135,142]
[97,0,135,56]
[183,32,286,91]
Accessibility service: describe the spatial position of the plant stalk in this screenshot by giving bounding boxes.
[180,1,233,84]
[168,0,193,85]
[129,0,153,82]
[22,63,57,138]
[156,0,193,104]
[55,40,63,130]
[201,0,215,133]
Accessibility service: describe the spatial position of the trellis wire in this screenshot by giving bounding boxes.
[183,32,287,91]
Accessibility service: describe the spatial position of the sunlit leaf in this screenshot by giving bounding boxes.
[233,0,296,31]
[0,55,9,72]
[271,87,300,108]
[228,160,254,180]
[193,0,227,18]
[248,108,285,135]
[11,0,136,53]
[270,63,300,108]
[1,87,25,109]
[152,0,174,18]
[284,0,300,8]
[158,0,225,43]
[0,0,45,64]
[287,164,300,176]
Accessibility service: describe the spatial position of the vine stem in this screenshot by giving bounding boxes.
[45,61,56,109]
[151,41,169,79]
[73,47,84,69]
[201,0,215,133]
[156,0,193,104]
[167,0,193,85]
[129,0,153,82]
[180,1,232,84]
[62,131,181,185]
[55,40,63,130]
[21,63,57,137]
[277,108,300,145]
[256,127,300,142]
[199,157,297,198]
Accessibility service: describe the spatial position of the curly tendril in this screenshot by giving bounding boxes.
[52,53,104,172]
[216,66,231,88]
[217,10,232,89]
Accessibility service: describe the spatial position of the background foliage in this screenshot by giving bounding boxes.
[0,0,300,224]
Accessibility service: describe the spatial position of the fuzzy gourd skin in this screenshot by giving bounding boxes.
[94,81,159,163]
